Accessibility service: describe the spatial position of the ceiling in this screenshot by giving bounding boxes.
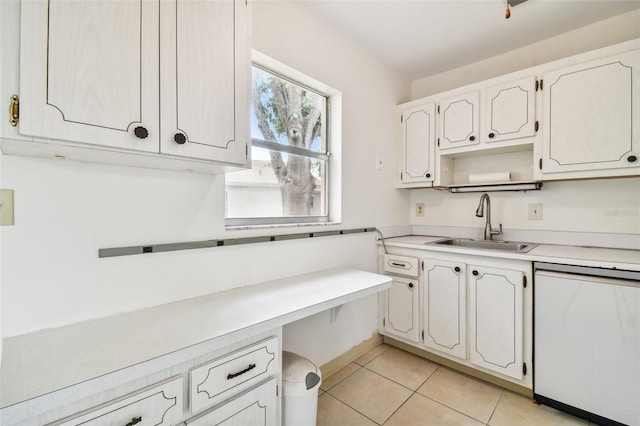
[304,0,640,79]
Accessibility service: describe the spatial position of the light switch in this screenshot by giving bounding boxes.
[0,189,15,226]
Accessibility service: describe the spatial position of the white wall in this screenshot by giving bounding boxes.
[412,9,640,98]
[0,0,411,371]
[409,11,640,241]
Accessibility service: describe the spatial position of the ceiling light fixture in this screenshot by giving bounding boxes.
[505,0,528,19]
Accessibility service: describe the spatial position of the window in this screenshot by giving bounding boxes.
[226,59,339,227]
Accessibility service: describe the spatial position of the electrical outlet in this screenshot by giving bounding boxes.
[416,203,425,217]
[528,203,543,220]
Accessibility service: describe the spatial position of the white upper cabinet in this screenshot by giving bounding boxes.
[15,0,249,171]
[484,77,537,144]
[540,50,639,178]
[19,0,160,152]
[438,91,480,150]
[159,0,249,164]
[400,103,435,185]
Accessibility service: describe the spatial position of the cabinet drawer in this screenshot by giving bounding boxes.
[383,254,419,277]
[184,378,278,426]
[190,336,278,413]
[49,376,183,426]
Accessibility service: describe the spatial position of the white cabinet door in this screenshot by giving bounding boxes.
[19,0,160,152]
[422,259,466,359]
[400,103,435,184]
[384,276,420,342]
[50,376,183,426]
[468,266,523,380]
[541,50,640,176]
[484,77,537,143]
[185,379,278,426]
[160,0,250,165]
[439,91,479,150]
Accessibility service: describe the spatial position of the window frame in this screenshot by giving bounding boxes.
[225,53,341,228]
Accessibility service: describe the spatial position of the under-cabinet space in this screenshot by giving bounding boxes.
[437,149,534,187]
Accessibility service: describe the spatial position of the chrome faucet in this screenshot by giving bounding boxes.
[475,193,503,240]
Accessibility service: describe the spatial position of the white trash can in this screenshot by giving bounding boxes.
[282,351,322,426]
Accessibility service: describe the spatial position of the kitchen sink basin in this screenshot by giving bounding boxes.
[429,238,537,253]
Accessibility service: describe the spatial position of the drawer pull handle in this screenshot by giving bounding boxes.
[125,417,142,426]
[391,262,406,267]
[227,363,256,380]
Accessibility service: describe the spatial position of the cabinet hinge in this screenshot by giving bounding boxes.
[401,115,403,123]
[538,158,542,170]
[9,95,19,127]
[276,384,279,396]
[383,318,386,327]
[523,362,527,375]
[437,138,440,147]
[535,80,538,91]
[421,260,424,271]
[437,105,440,114]
[540,79,543,90]
[523,276,527,288]
[400,172,403,181]
[422,330,424,340]
[534,121,539,132]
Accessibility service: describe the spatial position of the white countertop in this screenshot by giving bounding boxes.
[0,267,391,408]
[381,236,640,271]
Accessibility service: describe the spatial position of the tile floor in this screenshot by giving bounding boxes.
[317,344,590,426]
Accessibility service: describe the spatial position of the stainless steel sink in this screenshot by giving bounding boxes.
[429,238,537,253]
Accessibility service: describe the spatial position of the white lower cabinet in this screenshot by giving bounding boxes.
[422,259,466,359]
[381,251,532,388]
[190,336,278,413]
[49,376,183,426]
[468,265,524,380]
[184,378,278,426]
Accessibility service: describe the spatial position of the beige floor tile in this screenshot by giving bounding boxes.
[321,362,361,391]
[417,367,502,423]
[365,347,439,390]
[489,391,588,426]
[328,368,412,425]
[354,343,391,365]
[386,393,486,426]
[317,393,378,426]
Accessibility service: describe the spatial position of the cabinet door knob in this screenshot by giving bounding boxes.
[174,133,187,145]
[472,270,479,276]
[627,155,637,163]
[488,132,495,139]
[425,173,431,178]
[454,266,461,273]
[469,135,475,141]
[408,282,414,288]
[133,126,148,139]
[125,417,142,426]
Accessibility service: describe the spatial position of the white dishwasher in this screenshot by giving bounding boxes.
[534,262,640,426]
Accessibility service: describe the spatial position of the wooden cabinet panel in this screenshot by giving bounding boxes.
[49,376,183,426]
[422,259,466,359]
[468,266,523,380]
[400,103,435,184]
[541,50,640,177]
[185,379,278,426]
[20,0,160,152]
[484,77,537,143]
[439,91,479,150]
[385,276,420,342]
[160,0,249,164]
[190,336,279,414]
